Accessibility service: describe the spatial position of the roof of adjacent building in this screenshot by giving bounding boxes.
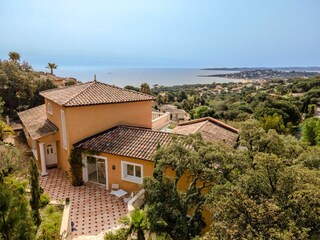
[40,81,155,107]
[173,117,239,146]
[159,104,187,114]
[75,126,173,161]
[17,105,58,140]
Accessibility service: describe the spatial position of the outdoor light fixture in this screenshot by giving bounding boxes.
[112,165,116,170]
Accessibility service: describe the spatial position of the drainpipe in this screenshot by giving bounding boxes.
[39,143,48,176]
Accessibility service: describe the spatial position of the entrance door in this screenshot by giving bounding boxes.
[87,156,107,186]
[45,143,57,166]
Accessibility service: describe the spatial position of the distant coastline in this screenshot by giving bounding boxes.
[199,68,320,80]
[201,67,320,71]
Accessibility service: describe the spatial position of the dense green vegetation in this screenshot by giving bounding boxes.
[121,76,320,240]
[0,53,57,119]
[142,122,320,240]
[149,76,320,135]
[0,90,61,239]
[36,204,63,240]
[0,142,36,240]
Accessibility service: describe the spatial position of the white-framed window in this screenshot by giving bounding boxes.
[61,110,67,150]
[47,103,53,115]
[121,161,143,184]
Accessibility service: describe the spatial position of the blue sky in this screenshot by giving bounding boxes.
[0,0,319,68]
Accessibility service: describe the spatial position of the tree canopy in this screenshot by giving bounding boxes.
[140,83,151,94]
[143,134,248,240]
[46,63,57,75]
[8,52,20,62]
[0,55,57,117]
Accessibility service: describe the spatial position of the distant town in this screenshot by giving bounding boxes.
[199,68,320,80]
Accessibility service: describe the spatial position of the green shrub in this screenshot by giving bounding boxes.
[105,228,128,240]
[40,193,50,208]
[36,204,63,239]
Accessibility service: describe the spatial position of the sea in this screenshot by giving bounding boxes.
[38,67,242,87]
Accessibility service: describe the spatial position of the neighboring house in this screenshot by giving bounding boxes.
[38,72,77,87]
[172,117,239,146]
[158,104,190,122]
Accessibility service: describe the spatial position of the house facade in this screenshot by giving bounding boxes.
[19,81,155,181]
[19,81,239,193]
[158,104,190,122]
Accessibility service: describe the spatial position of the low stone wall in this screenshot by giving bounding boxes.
[59,201,72,240]
[127,189,145,212]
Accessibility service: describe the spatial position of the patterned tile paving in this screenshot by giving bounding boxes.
[40,169,127,238]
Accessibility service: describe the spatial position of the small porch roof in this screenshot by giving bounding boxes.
[18,105,59,140]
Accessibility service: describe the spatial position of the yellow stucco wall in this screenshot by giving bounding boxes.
[43,99,152,172]
[65,101,152,144]
[44,99,70,172]
[88,153,154,193]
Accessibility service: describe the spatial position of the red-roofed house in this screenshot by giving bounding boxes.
[19,81,238,194]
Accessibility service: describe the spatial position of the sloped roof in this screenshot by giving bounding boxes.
[173,117,238,146]
[18,105,58,140]
[75,126,173,161]
[40,81,155,107]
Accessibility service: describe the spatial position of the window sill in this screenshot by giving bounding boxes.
[122,176,143,184]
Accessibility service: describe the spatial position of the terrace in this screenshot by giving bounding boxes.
[40,169,127,239]
[152,111,170,131]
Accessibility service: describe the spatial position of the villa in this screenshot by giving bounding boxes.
[18,80,238,194]
[158,104,190,122]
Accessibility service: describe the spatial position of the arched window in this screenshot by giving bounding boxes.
[47,103,53,114]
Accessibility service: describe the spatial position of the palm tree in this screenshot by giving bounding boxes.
[140,83,150,94]
[8,52,20,62]
[120,209,148,240]
[46,63,57,75]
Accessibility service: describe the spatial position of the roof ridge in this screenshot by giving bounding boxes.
[63,81,95,105]
[41,80,155,107]
[118,125,174,135]
[192,120,209,134]
[40,81,91,94]
[97,81,154,98]
[178,117,239,133]
[206,117,239,133]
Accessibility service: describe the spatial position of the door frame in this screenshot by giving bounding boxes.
[82,155,108,190]
[45,142,57,166]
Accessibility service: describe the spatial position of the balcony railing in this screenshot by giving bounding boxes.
[152,112,170,131]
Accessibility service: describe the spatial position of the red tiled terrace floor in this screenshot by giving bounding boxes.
[40,168,128,237]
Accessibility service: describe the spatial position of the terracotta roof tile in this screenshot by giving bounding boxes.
[40,81,155,107]
[173,117,238,146]
[18,105,58,140]
[75,126,173,161]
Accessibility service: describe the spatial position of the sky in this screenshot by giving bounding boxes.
[0,0,320,68]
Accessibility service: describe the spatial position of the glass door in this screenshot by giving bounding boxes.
[87,156,106,185]
[97,159,106,185]
[87,156,97,183]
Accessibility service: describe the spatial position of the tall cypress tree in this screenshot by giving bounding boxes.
[29,158,41,226]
